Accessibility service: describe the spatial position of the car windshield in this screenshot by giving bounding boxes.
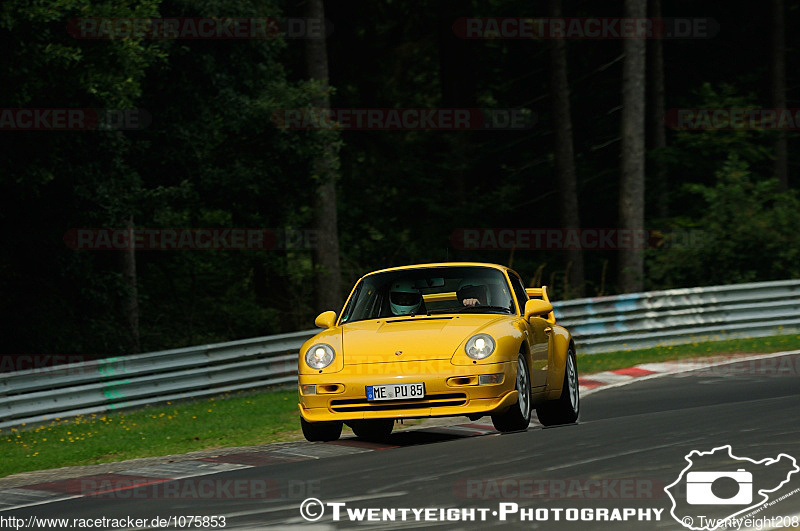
[339,266,516,324]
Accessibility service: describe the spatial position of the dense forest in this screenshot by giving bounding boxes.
[1,0,798,357]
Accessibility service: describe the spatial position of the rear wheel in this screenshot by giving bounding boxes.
[349,419,394,441]
[300,417,342,442]
[536,347,579,426]
[491,352,532,432]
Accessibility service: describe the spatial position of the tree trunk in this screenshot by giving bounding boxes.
[121,216,140,353]
[648,0,668,218]
[306,0,343,312]
[771,0,788,190]
[618,0,647,293]
[547,0,585,298]
[438,0,473,208]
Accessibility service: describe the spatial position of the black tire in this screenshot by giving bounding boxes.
[491,352,532,432]
[349,419,394,441]
[536,347,580,426]
[300,417,343,442]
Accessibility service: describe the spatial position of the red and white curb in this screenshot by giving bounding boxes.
[0,424,496,512]
[578,349,800,397]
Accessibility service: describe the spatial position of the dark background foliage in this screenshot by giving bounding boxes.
[1,0,798,356]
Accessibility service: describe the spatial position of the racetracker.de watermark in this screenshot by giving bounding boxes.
[67,17,331,39]
[0,109,150,131]
[83,478,319,500]
[453,17,718,39]
[0,354,96,373]
[450,228,707,251]
[271,108,535,130]
[454,478,666,500]
[63,228,319,251]
[666,108,800,130]
[686,354,800,379]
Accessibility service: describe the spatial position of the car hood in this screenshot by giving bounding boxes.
[341,314,508,364]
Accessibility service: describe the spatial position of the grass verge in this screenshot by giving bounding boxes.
[3,333,799,479]
[1,389,302,479]
[576,333,800,375]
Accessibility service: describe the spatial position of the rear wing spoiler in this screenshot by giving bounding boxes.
[525,286,556,324]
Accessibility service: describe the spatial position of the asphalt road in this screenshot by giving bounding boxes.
[6,353,800,530]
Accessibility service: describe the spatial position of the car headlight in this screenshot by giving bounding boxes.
[305,343,335,369]
[465,334,496,360]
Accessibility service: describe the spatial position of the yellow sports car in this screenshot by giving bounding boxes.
[297,262,579,441]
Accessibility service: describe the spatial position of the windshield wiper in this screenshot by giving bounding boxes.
[426,306,513,315]
[457,305,513,314]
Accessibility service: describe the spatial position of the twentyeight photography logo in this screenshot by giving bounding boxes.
[665,445,799,530]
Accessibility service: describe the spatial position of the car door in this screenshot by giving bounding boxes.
[508,273,548,388]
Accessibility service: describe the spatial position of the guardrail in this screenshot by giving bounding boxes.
[0,330,314,430]
[2,279,799,429]
[554,279,800,353]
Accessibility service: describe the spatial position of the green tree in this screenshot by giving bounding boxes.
[0,0,163,354]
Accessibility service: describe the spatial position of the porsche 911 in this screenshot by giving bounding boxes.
[297,262,579,441]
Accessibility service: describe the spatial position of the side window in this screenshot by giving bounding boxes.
[509,274,529,313]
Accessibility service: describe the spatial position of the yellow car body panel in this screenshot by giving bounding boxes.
[298,262,575,424]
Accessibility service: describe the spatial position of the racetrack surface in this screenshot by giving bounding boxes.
[4,352,800,530]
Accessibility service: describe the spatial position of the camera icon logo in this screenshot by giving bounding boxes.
[686,469,753,505]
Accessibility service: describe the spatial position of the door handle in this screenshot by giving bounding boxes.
[544,327,552,334]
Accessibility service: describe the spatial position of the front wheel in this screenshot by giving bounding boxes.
[536,347,580,426]
[491,352,532,432]
[349,419,394,441]
[300,417,342,442]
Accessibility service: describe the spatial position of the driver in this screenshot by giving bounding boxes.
[458,278,488,307]
[389,280,423,316]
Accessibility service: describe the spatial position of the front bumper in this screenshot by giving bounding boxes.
[298,360,518,422]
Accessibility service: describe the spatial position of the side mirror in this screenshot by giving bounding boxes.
[314,311,337,329]
[524,299,553,321]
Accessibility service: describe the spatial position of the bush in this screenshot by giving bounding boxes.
[646,155,800,288]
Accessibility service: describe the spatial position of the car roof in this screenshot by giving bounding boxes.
[364,262,511,277]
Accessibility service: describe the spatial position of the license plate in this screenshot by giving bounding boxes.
[366,382,425,401]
